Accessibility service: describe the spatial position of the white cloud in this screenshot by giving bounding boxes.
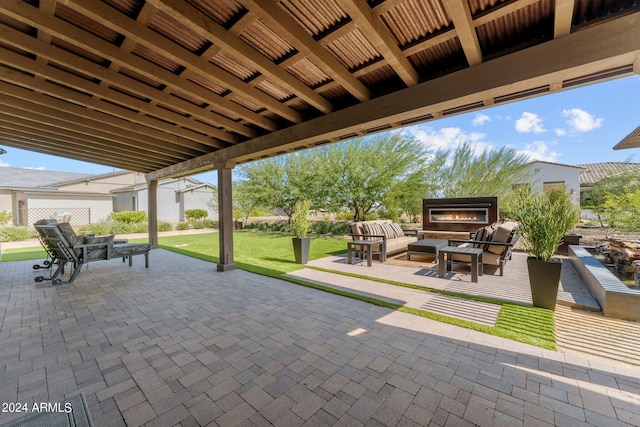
[22,166,46,170]
[515,112,545,133]
[404,125,491,154]
[472,114,491,126]
[562,108,603,132]
[518,141,560,162]
[0,161,9,167]
[555,128,567,136]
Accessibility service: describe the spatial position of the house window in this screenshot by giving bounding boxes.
[132,196,137,211]
[543,181,565,193]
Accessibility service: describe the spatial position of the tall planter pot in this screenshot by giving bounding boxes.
[527,257,562,310]
[292,237,311,264]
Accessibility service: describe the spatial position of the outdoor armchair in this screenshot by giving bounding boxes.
[447,221,520,276]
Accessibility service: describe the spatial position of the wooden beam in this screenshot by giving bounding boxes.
[444,0,482,66]
[0,84,215,152]
[147,11,640,180]
[59,0,303,124]
[0,112,193,162]
[0,129,166,171]
[240,0,371,102]
[0,44,236,143]
[0,23,250,140]
[338,0,419,86]
[554,0,576,38]
[0,93,209,157]
[0,66,224,149]
[146,0,333,114]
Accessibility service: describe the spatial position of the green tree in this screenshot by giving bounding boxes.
[232,180,265,222]
[582,164,640,227]
[237,154,313,223]
[431,142,530,201]
[310,133,430,221]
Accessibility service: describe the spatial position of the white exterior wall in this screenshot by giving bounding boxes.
[520,162,582,206]
[183,188,218,221]
[21,193,113,226]
[113,179,217,222]
[0,192,12,217]
[59,172,145,193]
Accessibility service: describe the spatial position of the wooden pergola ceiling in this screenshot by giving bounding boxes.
[0,0,639,179]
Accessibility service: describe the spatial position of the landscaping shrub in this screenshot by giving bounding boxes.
[329,222,351,235]
[158,221,173,232]
[77,222,114,236]
[185,209,208,222]
[202,219,218,228]
[176,222,190,231]
[110,211,147,224]
[193,222,205,229]
[0,210,12,226]
[312,221,330,235]
[334,211,353,221]
[0,226,33,242]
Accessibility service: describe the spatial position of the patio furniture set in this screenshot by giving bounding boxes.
[348,219,519,283]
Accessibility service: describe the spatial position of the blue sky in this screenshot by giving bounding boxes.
[1,74,638,184]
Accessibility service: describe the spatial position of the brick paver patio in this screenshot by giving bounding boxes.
[1,249,639,426]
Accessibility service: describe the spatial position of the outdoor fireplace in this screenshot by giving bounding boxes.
[423,197,498,232]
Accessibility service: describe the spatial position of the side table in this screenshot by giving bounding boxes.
[347,240,385,267]
[438,246,483,283]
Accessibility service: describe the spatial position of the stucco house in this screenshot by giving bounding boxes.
[0,167,217,226]
[518,161,584,206]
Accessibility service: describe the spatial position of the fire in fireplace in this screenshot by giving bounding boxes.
[423,197,498,232]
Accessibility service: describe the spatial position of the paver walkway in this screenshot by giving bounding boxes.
[1,249,639,426]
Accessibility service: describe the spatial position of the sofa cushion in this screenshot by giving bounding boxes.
[362,222,384,241]
[390,223,405,238]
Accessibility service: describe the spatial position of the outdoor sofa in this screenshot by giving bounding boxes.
[349,219,417,259]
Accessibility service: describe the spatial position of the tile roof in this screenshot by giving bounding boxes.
[0,167,94,189]
[577,162,640,185]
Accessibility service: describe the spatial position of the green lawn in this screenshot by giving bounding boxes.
[2,231,556,349]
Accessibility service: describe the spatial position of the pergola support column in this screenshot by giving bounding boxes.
[217,161,236,271]
[147,179,159,249]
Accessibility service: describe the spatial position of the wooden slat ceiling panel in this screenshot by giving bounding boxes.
[279,0,348,36]
[379,0,451,47]
[326,29,382,70]
[476,0,554,59]
[0,0,639,175]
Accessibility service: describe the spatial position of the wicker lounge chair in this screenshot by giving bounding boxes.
[34,222,150,285]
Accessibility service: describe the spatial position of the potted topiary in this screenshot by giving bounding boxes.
[290,199,312,264]
[507,189,580,310]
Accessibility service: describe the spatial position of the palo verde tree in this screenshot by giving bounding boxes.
[310,133,430,221]
[236,153,313,223]
[582,162,640,228]
[431,142,531,202]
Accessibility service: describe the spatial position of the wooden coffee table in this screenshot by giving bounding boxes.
[438,246,483,283]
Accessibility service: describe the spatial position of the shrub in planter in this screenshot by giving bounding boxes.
[291,200,312,264]
[507,189,580,310]
[176,222,190,231]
